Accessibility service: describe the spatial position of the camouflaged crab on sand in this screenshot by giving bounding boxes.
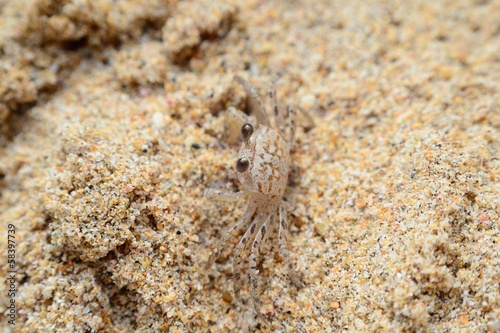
[204,76,307,325]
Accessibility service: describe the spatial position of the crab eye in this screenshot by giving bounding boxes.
[241,123,253,140]
[235,157,250,173]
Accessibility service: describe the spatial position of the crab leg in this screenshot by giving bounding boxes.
[232,210,268,300]
[248,213,275,325]
[204,188,244,202]
[205,202,255,270]
[267,76,284,132]
[278,204,303,288]
[234,76,270,127]
[286,106,296,147]
[223,106,250,146]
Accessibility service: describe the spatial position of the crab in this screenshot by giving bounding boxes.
[205,76,304,324]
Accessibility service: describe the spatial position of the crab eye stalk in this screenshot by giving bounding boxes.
[241,123,253,140]
[236,157,250,173]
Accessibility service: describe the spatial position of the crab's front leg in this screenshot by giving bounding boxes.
[204,188,244,202]
[223,106,249,146]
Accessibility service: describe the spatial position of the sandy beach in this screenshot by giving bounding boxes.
[1,0,499,332]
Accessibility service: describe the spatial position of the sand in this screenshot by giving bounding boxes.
[0,0,499,332]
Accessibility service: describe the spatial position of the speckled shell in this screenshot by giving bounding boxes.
[237,125,289,198]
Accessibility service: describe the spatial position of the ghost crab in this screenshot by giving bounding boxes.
[205,76,304,324]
